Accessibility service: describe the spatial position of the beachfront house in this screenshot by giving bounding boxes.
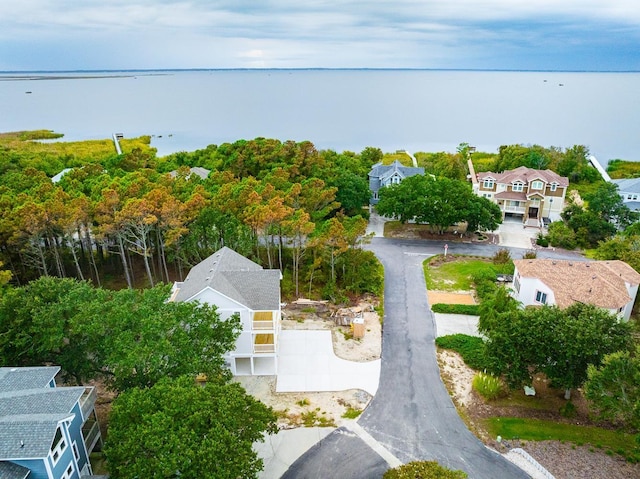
[512,259,640,321]
[0,366,102,479]
[170,247,282,376]
[469,163,568,226]
[368,160,425,205]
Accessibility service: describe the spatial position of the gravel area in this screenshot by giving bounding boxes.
[523,441,640,479]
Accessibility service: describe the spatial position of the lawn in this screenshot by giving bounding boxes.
[485,417,638,460]
[423,255,510,291]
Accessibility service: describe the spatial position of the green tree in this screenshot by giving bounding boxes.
[104,375,277,479]
[584,182,638,229]
[84,285,240,391]
[484,303,632,398]
[384,461,467,479]
[584,348,640,429]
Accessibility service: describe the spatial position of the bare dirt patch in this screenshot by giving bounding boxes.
[236,297,382,428]
[428,291,476,305]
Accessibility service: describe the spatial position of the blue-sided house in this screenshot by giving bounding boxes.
[0,366,102,479]
[368,160,425,205]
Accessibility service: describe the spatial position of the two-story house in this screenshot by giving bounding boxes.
[512,259,640,321]
[470,163,569,225]
[0,366,102,479]
[171,247,282,376]
[368,160,425,205]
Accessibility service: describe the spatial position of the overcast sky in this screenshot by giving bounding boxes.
[1,1,638,71]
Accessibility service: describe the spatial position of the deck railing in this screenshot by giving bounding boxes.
[253,344,276,353]
[79,387,97,420]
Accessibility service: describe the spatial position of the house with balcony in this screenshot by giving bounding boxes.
[368,160,425,205]
[512,259,640,321]
[171,246,282,376]
[469,163,568,225]
[0,366,102,479]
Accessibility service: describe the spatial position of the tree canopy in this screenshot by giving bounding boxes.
[104,375,277,479]
[376,175,501,234]
[483,303,632,398]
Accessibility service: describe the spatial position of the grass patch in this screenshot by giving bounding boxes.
[424,256,507,291]
[342,406,363,419]
[301,410,336,427]
[431,304,480,315]
[485,417,638,459]
[435,334,488,370]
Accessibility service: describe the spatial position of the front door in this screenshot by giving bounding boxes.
[528,207,539,218]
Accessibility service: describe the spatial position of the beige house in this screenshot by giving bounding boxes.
[469,162,569,225]
[171,247,282,375]
[512,259,640,320]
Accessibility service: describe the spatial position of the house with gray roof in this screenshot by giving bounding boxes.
[171,247,282,376]
[611,178,640,211]
[368,160,425,205]
[0,366,102,479]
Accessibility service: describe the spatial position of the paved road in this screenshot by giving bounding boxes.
[282,239,581,478]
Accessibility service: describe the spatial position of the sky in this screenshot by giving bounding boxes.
[1,1,639,71]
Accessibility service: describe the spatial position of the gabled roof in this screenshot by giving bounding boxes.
[369,160,424,181]
[0,367,59,393]
[514,259,640,309]
[169,166,211,180]
[0,414,72,460]
[0,387,85,418]
[611,178,640,194]
[477,166,568,187]
[172,247,281,310]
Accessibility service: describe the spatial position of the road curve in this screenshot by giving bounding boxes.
[282,238,537,478]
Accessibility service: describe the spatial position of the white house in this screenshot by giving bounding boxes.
[171,247,282,375]
[512,259,640,321]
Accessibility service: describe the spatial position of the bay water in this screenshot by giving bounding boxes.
[1,69,638,165]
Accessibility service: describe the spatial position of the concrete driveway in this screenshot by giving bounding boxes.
[497,218,540,249]
[276,330,380,395]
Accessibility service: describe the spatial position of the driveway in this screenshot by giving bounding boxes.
[282,239,530,478]
[497,217,540,249]
[276,330,380,395]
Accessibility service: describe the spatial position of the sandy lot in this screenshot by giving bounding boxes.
[235,299,381,428]
[427,290,476,305]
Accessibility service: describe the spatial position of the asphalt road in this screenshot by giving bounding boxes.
[282,239,582,478]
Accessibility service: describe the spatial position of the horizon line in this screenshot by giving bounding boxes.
[1,67,640,74]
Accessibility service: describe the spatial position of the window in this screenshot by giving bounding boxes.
[628,194,633,200]
[513,275,520,293]
[483,179,495,189]
[61,462,74,479]
[512,182,524,192]
[50,427,66,465]
[531,180,543,190]
[634,195,639,200]
[72,442,80,461]
[550,183,558,192]
[535,291,547,304]
[483,193,492,198]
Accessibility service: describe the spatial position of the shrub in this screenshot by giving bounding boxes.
[435,334,488,370]
[492,248,512,265]
[384,461,467,479]
[522,250,537,259]
[431,304,480,315]
[559,401,577,418]
[547,221,577,249]
[472,372,505,400]
[536,233,549,247]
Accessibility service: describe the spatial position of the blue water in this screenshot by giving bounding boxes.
[1,69,638,163]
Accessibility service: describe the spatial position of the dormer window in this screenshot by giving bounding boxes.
[483,179,495,189]
[531,180,543,190]
[512,182,524,192]
[550,182,558,192]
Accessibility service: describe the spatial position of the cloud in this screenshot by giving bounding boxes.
[0,1,638,70]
